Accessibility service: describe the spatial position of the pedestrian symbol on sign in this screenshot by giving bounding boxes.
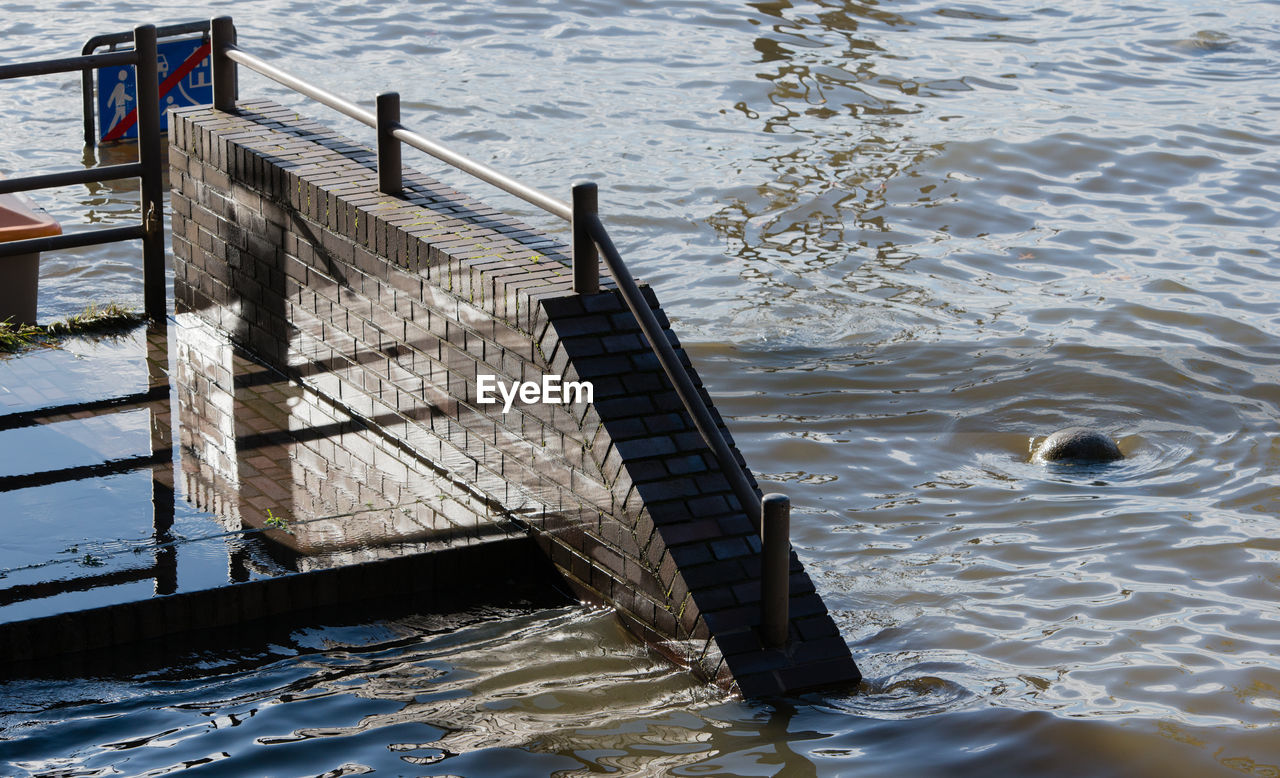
[105,70,134,134]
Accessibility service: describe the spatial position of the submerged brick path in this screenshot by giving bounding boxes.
[0,321,555,668]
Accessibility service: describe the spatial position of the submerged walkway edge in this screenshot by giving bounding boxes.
[2,536,565,674]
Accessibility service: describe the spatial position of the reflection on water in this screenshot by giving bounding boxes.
[3,0,1280,774]
[0,313,522,626]
[0,327,182,624]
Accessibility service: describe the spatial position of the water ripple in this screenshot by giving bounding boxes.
[5,0,1280,774]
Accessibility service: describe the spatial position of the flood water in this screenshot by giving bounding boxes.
[3,0,1280,775]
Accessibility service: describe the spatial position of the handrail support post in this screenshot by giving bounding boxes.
[761,493,791,649]
[210,16,237,112]
[377,92,402,195]
[572,182,599,294]
[134,24,165,323]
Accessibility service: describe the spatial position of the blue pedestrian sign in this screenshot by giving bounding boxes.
[96,36,212,143]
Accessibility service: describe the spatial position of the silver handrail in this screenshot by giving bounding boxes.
[217,37,572,221]
[389,124,572,221]
[222,48,376,125]
[584,214,762,528]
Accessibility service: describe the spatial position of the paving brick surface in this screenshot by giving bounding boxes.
[169,99,860,696]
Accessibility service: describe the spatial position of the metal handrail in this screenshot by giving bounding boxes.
[0,50,136,80]
[0,28,178,603]
[389,124,573,222]
[217,43,573,221]
[0,163,144,196]
[0,224,145,258]
[223,47,375,125]
[583,216,762,528]
[208,16,764,530]
[0,26,167,322]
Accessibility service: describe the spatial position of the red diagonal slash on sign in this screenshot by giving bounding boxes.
[103,41,212,143]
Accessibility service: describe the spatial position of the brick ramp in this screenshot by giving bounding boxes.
[168,99,861,696]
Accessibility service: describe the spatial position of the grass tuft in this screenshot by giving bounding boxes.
[0,319,43,352]
[41,302,147,337]
[0,302,148,354]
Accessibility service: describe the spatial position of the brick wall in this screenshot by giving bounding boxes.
[168,99,860,696]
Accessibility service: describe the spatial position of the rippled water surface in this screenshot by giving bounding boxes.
[3,0,1280,775]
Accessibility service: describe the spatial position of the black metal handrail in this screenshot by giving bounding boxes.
[0,25,167,322]
[0,163,143,195]
[206,16,764,531]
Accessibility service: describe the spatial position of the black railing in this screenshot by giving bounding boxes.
[0,25,167,322]
[0,28,178,606]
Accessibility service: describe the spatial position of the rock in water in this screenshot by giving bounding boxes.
[1033,427,1123,464]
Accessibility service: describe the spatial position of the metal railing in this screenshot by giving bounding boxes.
[0,25,167,322]
[207,16,766,532]
[209,16,792,643]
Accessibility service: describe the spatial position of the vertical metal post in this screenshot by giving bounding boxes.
[377,92,402,195]
[81,66,96,147]
[761,493,791,648]
[210,16,237,112]
[572,182,599,294]
[134,24,166,323]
